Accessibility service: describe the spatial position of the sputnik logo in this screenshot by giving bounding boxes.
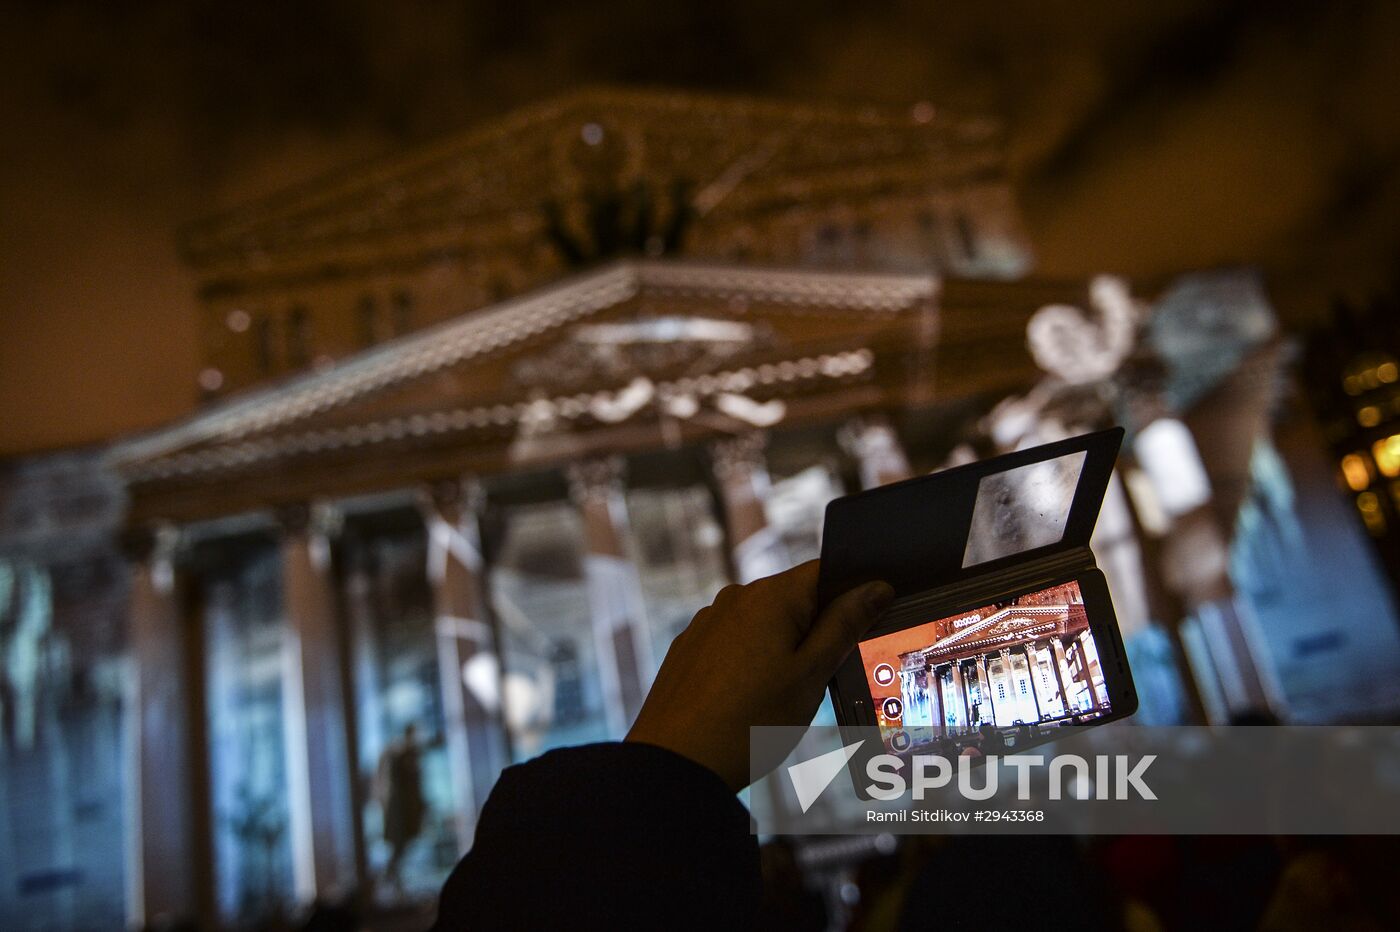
[783,738,1159,811]
[786,739,865,813]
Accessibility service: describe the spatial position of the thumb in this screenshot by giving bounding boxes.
[798,581,895,677]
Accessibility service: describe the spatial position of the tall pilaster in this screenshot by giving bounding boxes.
[1071,633,1102,711]
[278,502,358,905]
[123,524,197,927]
[974,655,994,726]
[997,648,1021,722]
[951,661,971,728]
[1193,597,1277,719]
[709,432,790,582]
[421,478,510,852]
[1049,638,1075,715]
[931,665,947,734]
[1022,644,1044,721]
[567,457,655,737]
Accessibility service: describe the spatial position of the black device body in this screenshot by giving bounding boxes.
[818,427,1137,774]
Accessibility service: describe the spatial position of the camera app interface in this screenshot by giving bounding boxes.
[858,580,1111,757]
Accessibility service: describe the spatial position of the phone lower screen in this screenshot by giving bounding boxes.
[857,580,1112,757]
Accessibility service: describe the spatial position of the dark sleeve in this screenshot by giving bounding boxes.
[430,741,761,931]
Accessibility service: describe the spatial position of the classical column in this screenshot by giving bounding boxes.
[1071,634,1102,711]
[998,648,1015,719]
[1194,598,1275,717]
[839,414,914,489]
[567,457,655,737]
[974,655,994,726]
[995,648,1016,722]
[951,661,971,729]
[422,478,510,852]
[932,665,947,734]
[123,524,196,927]
[278,502,358,905]
[1049,637,1074,716]
[1122,478,1212,724]
[709,432,791,583]
[1022,644,1044,721]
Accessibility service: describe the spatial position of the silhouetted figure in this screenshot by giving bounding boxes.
[376,723,426,898]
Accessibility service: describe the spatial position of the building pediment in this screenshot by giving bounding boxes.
[911,606,1072,661]
[182,88,1031,400]
[111,261,941,521]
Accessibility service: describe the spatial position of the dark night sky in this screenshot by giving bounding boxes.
[2,0,1398,457]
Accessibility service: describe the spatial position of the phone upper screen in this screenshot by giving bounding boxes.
[856,580,1113,757]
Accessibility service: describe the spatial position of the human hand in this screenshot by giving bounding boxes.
[626,560,894,791]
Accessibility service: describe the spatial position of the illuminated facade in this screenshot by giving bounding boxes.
[0,451,129,930]
[113,90,1054,924]
[4,89,1399,928]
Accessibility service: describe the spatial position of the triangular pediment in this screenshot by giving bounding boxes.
[111,261,936,506]
[912,605,1072,660]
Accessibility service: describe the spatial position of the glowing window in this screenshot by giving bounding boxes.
[1341,454,1372,492]
[1372,436,1400,477]
[1358,491,1387,535]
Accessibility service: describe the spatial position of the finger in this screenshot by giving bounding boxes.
[797,580,894,677]
[775,559,819,629]
[757,559,818,596]
[748,560,819,640]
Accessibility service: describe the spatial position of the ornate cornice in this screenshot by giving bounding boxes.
[636,263,936,311]
[109,260,921,476]
[118,346,875,482]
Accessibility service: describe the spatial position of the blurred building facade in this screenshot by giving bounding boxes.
[3,89,1399,929]
[1303,295,1400,590]
[183,89,1029,398]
